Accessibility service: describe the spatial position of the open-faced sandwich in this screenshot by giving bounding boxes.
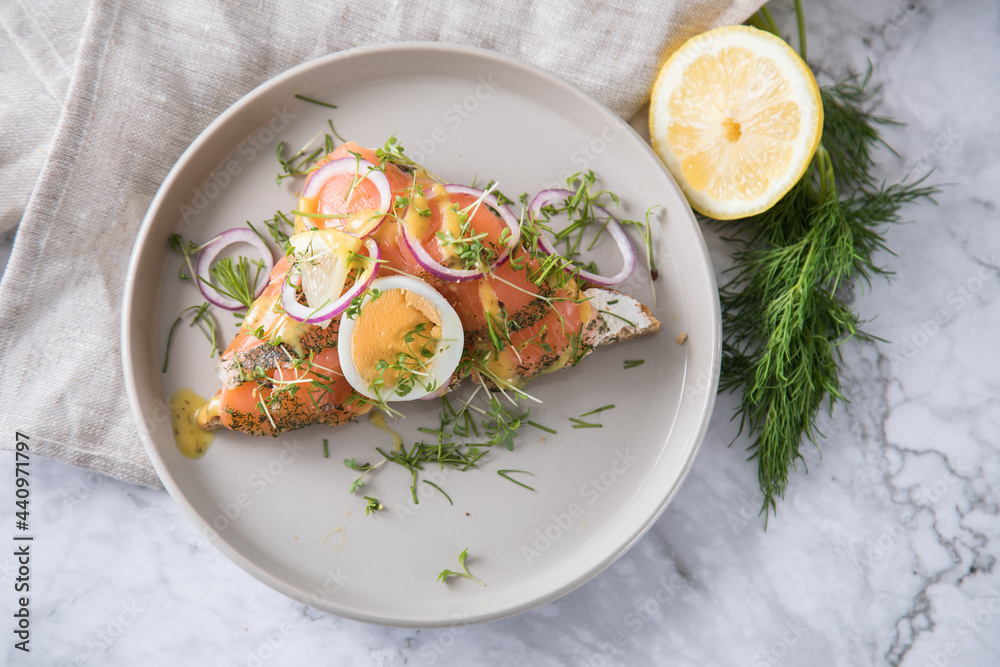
[191,141,659,437]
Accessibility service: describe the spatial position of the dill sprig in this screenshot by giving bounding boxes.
[170,230,267,312]
[208,255,267,309]
[162,302,220,372]
[722,5,938,522]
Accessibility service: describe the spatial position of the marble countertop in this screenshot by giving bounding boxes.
[3,1,999,665]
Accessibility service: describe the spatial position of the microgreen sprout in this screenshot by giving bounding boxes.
[437,548,485,586]
[363,496,383,515]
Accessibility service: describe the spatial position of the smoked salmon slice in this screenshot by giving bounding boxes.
[197,143,659,436]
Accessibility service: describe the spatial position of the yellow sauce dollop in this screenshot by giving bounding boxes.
[170,388,215,459]
[368,409,404,452]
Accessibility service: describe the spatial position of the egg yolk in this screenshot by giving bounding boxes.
[352,289,443,390]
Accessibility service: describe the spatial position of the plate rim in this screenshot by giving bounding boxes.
[121,40,721,627]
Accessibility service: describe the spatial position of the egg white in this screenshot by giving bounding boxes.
[337,275,464,402]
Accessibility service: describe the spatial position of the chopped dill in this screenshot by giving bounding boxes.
[423,480,453,505]
[327,119,347,144]
[294,94,337,109]
[274,116,345,183]
[342,384,537,505]
[497,469,535,491]
[579,404,615,417]
[527,420,556,434]
[599,309,636,329]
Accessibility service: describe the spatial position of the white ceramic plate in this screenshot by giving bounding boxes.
[122,43,720,627]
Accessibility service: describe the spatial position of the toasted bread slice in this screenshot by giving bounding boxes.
[581,287,660,348]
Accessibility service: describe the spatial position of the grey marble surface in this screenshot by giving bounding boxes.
[3,1,1000,665]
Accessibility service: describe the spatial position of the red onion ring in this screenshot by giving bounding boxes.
[301,157,391,236]
[527,188,637,287]
[279,238,380,324]
[400,184,521,283]
[195,228,275,310]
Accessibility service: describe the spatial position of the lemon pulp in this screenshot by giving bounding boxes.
[650,25,822,219]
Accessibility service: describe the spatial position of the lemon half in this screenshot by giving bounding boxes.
[650,25,823,220]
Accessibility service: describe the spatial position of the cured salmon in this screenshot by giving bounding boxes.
[197,142,659,436]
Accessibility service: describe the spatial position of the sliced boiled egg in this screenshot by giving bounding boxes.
[338,275,464,402]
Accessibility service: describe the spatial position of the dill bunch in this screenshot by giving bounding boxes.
[721,8,937,521]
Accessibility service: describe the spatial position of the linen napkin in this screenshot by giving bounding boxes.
[0,0,764,489]
[0,0,89,235]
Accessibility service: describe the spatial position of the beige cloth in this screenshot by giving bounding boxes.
[0,0,764,489]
